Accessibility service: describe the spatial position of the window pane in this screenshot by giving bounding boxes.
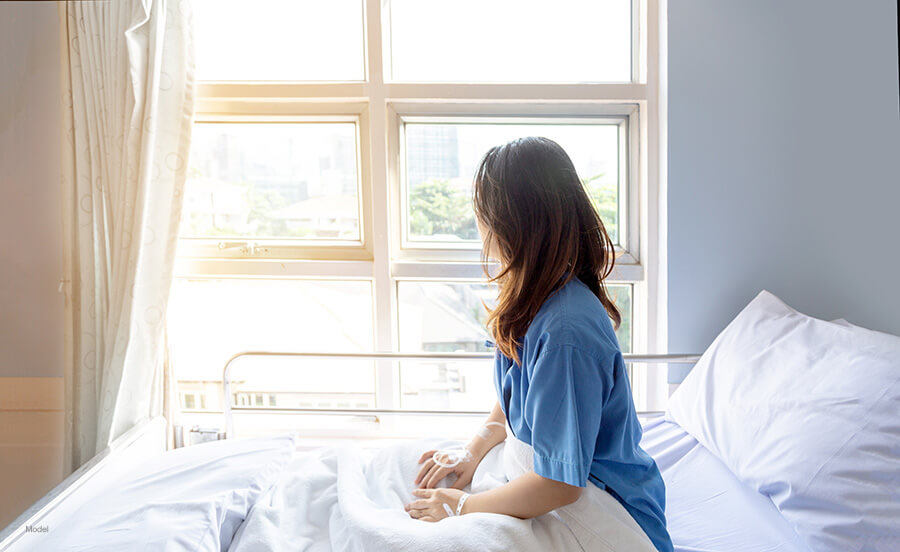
[609,284,632,353]
[397,281,632,410]
[168,279,375,419]
[193,0,365,81]
[397,281,496,410]
[405,123,620,245]
[389,0,632,82]
[183,123,360,241]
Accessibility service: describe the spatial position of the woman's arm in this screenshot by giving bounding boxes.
[462,472,582,518]
[464,401,507,460]
[463,403,582,518]
[407,401,582,520]
[406,470,582,521]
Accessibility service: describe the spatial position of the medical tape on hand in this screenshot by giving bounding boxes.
[432,448,473,468]
[475,421,506,440]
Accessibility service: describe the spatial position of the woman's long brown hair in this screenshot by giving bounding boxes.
[473,136,620,365]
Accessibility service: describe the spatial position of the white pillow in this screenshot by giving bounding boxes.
[667,290,900,552]
[33,434,296,552]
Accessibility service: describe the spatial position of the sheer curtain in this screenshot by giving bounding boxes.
[58,0,194,471]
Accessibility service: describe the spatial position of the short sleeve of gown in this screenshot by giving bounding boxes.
[523,344,611,487]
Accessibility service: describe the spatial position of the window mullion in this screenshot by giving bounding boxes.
[644,0,666,412]
[365,0,397,411]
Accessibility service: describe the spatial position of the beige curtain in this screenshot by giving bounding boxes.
[59,0,194,472]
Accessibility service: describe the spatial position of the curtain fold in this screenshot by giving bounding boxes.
[59,0,194,472]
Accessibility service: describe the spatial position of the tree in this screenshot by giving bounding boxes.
[408,179,478,240]
[244,183,289,236]
[582,173,618,242]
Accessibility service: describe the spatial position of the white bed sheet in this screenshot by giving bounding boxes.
[229,420,812,552]
[641,417,810,552]
[228,439,591,552]
[25,435,296,552]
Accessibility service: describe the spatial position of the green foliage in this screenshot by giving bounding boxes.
[409,179,478,239]
[582,173,618,244]
[608,285,632,353]
[244,184,289,236]
[408,175,616,243]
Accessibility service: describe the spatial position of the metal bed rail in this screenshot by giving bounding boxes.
[222,351,702,438]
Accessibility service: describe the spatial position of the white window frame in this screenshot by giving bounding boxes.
[173,0,666,416]
[389,108,639,265]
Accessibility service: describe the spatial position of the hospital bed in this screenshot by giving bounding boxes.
[2,290,897,552]
[0,352,698,552]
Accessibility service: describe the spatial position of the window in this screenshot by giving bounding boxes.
[183,123,361,242]
[402,121,623,246]
[172,0,664,433]
[387,0,632,83]
[192,0,366,82]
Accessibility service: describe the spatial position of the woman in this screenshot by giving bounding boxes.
[404,137,673,552]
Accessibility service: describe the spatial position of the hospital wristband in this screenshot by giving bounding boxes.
[456,492,470,516]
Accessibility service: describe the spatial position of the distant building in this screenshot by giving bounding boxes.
[406,125,460,188]
[270,194,359,239]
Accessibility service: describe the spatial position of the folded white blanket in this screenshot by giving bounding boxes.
[229,439,585,552]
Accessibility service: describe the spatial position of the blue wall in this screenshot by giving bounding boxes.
[668,0,900,382]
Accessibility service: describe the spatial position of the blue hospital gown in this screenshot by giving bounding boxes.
[492,276,673,552]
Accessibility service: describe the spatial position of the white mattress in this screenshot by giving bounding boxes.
[641,417,810,552]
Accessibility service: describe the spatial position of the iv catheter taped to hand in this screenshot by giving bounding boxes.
[432,448,473,468]
[432,422,506,468]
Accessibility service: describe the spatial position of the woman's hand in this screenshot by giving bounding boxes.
[414,401,508,489]
[405,488,466,522]
[414,448,481,490]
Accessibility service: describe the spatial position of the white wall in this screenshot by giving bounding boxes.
[667,0,900,381]
[0,1,65,528]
